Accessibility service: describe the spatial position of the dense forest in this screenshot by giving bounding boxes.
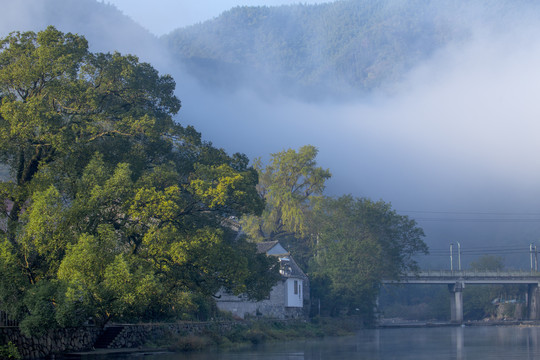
[7,0,540,100]
[0,0,161,63]
[164,0,540,99]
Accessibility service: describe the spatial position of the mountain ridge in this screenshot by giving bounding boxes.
[3,0,540,100]
[164,0,540,99]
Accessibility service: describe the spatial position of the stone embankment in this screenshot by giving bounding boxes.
[1,321,242,359]
[0,326,101,359]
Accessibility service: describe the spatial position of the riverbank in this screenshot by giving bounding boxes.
[68,325,540,360]
[61,318,363,359]
[149,317,362,352]
[1,318,365,359]
[378,318,540,328]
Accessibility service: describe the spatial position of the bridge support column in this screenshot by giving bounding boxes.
[528,284,540,320]
[449,282,464,324]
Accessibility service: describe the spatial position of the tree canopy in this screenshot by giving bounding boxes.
[0,27,277,335]
[240,145,427,321]
[241,145,331,243]
[307,195,427,319]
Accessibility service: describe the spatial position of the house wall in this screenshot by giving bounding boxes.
[216,280,304,319]
[285,278,303,307]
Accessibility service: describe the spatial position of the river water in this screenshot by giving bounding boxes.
[88,326,540,359]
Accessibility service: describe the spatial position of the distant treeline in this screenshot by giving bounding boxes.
[164,0,540,99]
[5,0,540,100]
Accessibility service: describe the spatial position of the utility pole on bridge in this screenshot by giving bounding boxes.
[530,244,538,272]
[450,243,462,271]
[458,242,461,271]
[450,243,453,271]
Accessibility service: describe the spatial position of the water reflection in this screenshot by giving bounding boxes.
[89,326,540,360]
[452,327,464,360]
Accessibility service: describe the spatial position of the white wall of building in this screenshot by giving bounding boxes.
[285,278,303,307]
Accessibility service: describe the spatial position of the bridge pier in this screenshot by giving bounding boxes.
[384,271,540,323]
[527,284,540,320]
[449,282,464,324]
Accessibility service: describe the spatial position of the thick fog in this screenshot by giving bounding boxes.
[173,17,540,269]
[0,0,166,66]
[3,1,540,269]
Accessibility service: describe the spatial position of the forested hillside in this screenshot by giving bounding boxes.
[5,0,540,100]
[165,0,540,99]
[1,0,161,61]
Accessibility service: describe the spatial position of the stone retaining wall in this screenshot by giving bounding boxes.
[0,326,101,359]
[0,321,244,359]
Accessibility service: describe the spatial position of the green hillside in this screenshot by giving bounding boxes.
[164,0,540,98]
[4,0,539,99]
[1,0,159,58]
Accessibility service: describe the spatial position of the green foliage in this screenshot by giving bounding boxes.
[19,280,62,337]
[463,285,497,320]
[161,319,347,352]
[241,145,331,243]
[469,255,505,271]
[239,144,426,322]
[0,342,20,359]
[379,285,450,321]
[165,0,469,98]
[308,195,427,318]
[0,236,27,319]
[0,27,277,334]
[464,256,525,320]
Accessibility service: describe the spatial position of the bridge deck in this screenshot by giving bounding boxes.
[384,270,540,285]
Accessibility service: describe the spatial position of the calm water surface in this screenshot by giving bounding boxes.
[88,326,540,359]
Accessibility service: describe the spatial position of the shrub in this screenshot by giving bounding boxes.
[0,342,21,359]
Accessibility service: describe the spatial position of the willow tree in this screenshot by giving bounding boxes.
[0,27,277,335]
[241,145,331,242]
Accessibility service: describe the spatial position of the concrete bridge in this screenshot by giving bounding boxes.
[383,270,540,324]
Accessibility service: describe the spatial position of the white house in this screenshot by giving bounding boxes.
[216,240,309,319]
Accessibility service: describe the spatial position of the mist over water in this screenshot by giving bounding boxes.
[4,0,540,268]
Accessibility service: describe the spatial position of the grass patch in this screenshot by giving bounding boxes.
[168,334,214,351]
[153,318,361,353]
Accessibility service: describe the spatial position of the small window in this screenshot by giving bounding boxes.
[294,280,298,295]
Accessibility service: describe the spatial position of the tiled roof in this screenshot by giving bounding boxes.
[255,241,306,279]
[256,240,280,254]
[279,256,308,280]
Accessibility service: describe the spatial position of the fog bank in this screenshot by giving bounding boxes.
[174,20,540,268]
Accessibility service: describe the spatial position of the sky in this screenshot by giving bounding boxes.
[104,0,331,35]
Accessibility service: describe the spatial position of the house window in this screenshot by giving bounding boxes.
[294,280,298,295]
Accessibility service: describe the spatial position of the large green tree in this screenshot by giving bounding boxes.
[307,195,427,320]
[0,27,277,335]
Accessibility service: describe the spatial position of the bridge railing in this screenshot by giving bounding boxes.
[409,270,540,277]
